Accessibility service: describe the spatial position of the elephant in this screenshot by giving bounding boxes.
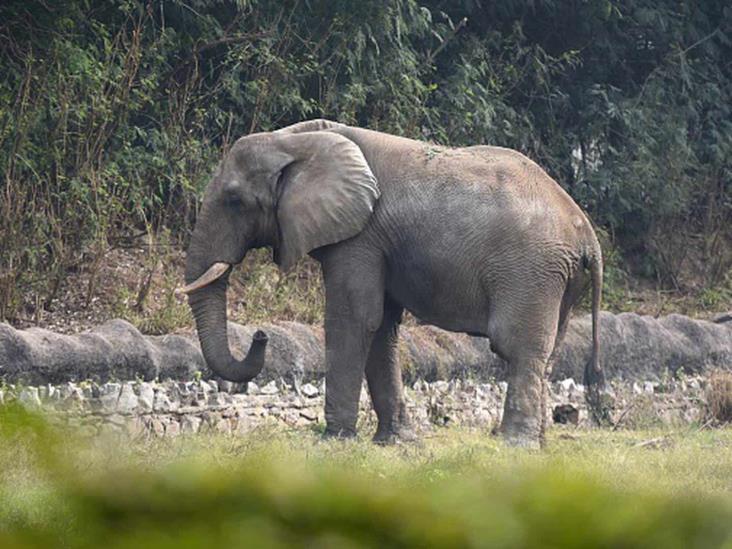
[180,119,607,448]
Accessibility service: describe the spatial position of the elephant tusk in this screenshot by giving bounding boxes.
[177,262,231,294]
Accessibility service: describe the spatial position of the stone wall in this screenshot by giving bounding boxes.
[0,312,727,437]
[1,375,709,438]
[1,312,730,385]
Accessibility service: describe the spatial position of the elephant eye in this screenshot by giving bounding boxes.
[222,181,243,205]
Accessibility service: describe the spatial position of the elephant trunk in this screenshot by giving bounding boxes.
[186,275,268,383]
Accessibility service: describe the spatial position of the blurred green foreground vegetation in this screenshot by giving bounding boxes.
[1,404,731,548]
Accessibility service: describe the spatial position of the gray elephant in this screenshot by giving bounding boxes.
[180,119,606,447]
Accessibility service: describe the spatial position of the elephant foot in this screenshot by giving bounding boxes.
[372,425,420,445]
[501,432,542,450]
[498,415,543,450]
[322,426,358,440]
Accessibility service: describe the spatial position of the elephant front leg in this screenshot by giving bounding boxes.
[321,267,385,438]
[323,323,374,438]
[365,300,416,444]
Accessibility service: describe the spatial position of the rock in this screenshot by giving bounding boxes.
[151,418,166,437]
[108,413,126,426]
[218,380,234,393]
[260,380,279,395]
[300,382,319,398]
[299,408,319,421]
[174,382,196,407]
[137,383,155,411]
[153,391,175,413]
[58,382,74,400]
[100,383,121,413]
[60,383,84,410]
[553,404,580,425]
[181,416,202,434]
[117,383,139,414]
[198,380,212,393]
[558,378,577,393]
[250,406,268,417]
[166,421,181,437]
[18,387,41,409]
[247,382,260,395]
[208,392,232,407]
[432,380,449,393]
[191,389,208,407]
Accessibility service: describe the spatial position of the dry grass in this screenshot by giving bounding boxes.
[706,370,732,424]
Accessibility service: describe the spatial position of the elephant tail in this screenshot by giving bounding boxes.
[584,250,611,425]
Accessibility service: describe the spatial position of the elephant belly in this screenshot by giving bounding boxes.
[386,253,491,336]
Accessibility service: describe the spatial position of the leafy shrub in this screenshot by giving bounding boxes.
[1,0,730,321]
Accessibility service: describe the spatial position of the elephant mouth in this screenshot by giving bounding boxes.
[177,262,232,294]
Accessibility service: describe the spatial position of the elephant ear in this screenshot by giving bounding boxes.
[274,131,379,271]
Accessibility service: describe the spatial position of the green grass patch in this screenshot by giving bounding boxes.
[1,405,731,547]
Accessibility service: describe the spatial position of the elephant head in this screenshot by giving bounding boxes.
[180,129,379,382]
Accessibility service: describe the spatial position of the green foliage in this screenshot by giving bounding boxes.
[1,0,730,320]
[1,406,732,547]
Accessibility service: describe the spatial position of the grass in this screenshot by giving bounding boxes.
[1,404,731,548]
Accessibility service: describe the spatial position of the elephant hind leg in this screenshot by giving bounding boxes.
[365,296,417,444]
[491,299,561,448]
[542,272,589,434]
[499,354,555,448]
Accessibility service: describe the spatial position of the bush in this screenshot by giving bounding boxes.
[1,0,730,321]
